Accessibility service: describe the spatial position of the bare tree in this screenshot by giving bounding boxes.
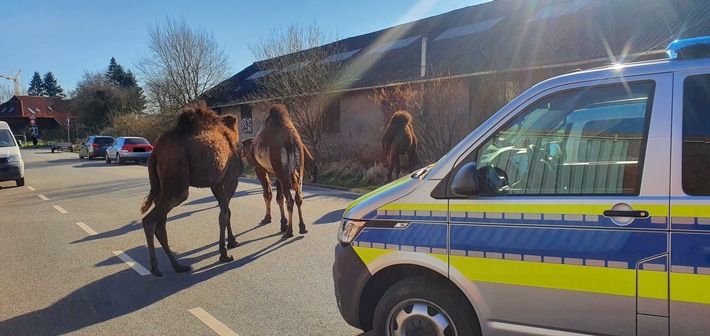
[137,17,230,112]
[247,23,346,156]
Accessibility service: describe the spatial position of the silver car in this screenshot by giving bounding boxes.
[105,137,153,165]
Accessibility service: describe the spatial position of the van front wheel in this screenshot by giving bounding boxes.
[373,277,479,336]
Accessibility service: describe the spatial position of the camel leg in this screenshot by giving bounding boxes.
[154,216,190,273]
[211,184,236,262]
[387,150,398,182]
[275,180,288,232]
[279,180,295,239]
[141,190,189,276]
[141,213,161,277]
[255,166,272,225]
[293,176,307,234]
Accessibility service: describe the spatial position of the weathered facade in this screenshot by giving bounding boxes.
[204,0,710,162]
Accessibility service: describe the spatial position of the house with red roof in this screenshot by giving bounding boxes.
[0,95,73,140]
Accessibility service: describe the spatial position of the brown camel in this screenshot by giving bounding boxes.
[242,137,317,228]
[251,104,310,238]
[140,102,244,277]
[382,110,420,181]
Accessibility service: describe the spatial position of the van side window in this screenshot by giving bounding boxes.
[475,82,654,196]
[682,74,710,196]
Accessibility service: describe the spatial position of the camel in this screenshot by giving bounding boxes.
[382,110,420,181]
[242,137,317,228]
[251,104,311,238]
[140,102,244,277]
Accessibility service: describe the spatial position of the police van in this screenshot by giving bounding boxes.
[333,37,710,336]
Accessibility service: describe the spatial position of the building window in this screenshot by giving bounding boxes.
[323,100,340,134]
[240,105,253,134]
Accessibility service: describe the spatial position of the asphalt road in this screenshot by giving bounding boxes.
[0,148,367,336]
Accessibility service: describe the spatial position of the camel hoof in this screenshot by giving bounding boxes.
[281,232,294,239]
[151,269,164,277]
[227,240,240,249]
[220,255,234,263]
[299,228,308,234]
[175,265,191,273]
[260,218,271,225]
[280,225,287,233]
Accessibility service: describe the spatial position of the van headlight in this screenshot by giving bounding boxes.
[338,219,366,245]
[8,155,21,163]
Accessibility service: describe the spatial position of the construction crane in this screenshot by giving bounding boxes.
[0,70,22,96]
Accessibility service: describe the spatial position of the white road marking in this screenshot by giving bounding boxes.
[27,186,36,191]
[189,308,240,336]
[53,205,68,214]
[38,194,49,201]
[112,251,150,276]
[75,222,97,235]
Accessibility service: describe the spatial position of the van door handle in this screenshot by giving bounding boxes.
[603,210,649,218]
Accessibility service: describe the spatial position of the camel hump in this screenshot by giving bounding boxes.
[265,104,293,127]
[389,110,413,128]
[175,101,221,134]
[221,114,238,131]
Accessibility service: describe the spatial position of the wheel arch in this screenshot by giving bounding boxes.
[358,261,485,334]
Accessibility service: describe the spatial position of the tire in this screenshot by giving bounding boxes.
[79,152,84,159]
[117,154,125,165]
[105,153,111,164]
[16,178,25,187]
[373,277,480,336]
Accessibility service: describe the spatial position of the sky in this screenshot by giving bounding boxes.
[0,0,489,96]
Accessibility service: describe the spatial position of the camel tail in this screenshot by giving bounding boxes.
[140,154,160,214]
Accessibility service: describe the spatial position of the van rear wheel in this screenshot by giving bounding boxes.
[16,178,25,187]
[373,277,480,336]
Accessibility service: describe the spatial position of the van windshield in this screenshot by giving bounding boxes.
[0,130,16,148]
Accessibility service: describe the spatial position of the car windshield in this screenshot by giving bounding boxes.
[94,137,114,145]
[125,138,149,145]
[0,130,16,148]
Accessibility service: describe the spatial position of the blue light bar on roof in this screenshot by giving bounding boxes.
[667,36,710,60]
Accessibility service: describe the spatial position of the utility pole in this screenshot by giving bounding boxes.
[0,70,22,96]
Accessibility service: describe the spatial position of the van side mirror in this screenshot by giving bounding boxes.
[451,162,480,197]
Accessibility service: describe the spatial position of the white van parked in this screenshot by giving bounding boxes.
[0,121,25,186]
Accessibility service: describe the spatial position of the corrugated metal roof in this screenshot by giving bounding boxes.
[433,17,504,41]
[203,0,710,108]
[529,0,593,22]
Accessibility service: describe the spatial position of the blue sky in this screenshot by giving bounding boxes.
[0,0,488,95]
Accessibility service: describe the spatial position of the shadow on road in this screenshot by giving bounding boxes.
[314,208,344,225]
[70,220,142,244]
[0,233,305,336]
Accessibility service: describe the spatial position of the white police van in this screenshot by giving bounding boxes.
[333,37,710,336]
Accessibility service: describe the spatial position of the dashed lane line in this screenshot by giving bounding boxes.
[53,205,68,214]
[189,308,240,336]
[75,222,97,235]
[112,251,151,276]
[38,194,49,201]
[27,186,36,191]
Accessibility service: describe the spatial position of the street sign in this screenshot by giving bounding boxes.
[30,119,35,125]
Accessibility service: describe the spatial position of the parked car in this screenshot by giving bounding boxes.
[78,136,115,160]
[0,121,24,186]
[105,137,153,164]
[334,36,710,335]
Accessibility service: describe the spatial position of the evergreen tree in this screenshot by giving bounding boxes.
[27,72,45,96]
[106,57,127,86]
[42,72,64,97]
